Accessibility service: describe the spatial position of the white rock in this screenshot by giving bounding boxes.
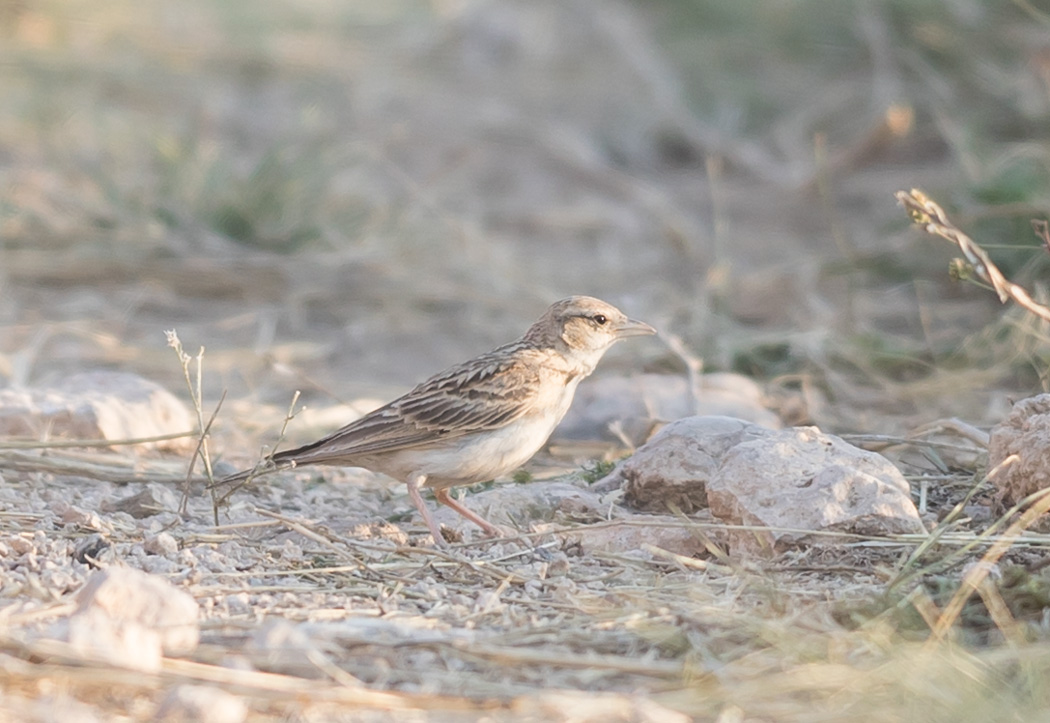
[607,416,924,555]
[600,416,769,512]
[101,485,179,519]
[144,532,179,556]
[64,567,199,672]
[66,607,164,672]
[0,371,193,451]
[155,685,248,723]
[556,373,780,445]
[139,556,180,576]
[246,618,323,676]
[7,536,34,555]
[707,426,926,555]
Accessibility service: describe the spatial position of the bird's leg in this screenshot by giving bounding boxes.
[433,487,505,537]
[406,473,446,544]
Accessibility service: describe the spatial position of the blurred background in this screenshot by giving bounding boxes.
[2,0,1050,439]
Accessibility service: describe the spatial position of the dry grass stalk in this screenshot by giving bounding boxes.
[887,455,1012,593]
[909,418,991,448]
[975,576,1026,648]
[456,642,683,677]
[0,447,189,482]
[929,479,1050,642]
[166,330,227,521]
[0,630,491,712]
[0,431,196,449]
[212,390,303,507]
[661,333,704,415]
[375,543,534,586]
[896,188,1050,322]
[640,543,734,574]
[253,507,367,567]
[840,433,986,455]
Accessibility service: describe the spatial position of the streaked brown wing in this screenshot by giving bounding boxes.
[273,345,542,464]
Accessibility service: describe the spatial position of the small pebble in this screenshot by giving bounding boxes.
[155,685,248,723]
[144,532,179,556]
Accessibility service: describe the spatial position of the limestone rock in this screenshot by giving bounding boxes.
[101,485,179,518]
[246,619,323,677]
[607,416,924,556]
[555,373,780,445]
[0,371,193,451]
[707,426,925,555]
[155,685,248,723]
[987,394,1050,508]
[601,416,769,513]
[62,567,199,671]
[144,531,179,556]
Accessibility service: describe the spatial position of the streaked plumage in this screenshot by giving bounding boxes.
[221,296,655,543]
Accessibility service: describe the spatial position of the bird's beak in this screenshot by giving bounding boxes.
[614,317,657,338]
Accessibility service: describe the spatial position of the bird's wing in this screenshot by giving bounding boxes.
[273,346,545,463]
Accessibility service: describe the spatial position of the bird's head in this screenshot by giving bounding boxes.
[524,296,656,365]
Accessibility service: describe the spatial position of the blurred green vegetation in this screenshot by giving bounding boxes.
[648,0,1050,398]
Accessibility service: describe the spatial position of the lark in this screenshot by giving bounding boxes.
[221,296,655,543]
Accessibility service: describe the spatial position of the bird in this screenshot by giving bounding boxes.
[219,296,655,543]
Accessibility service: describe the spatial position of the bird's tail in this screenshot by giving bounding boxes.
[207,457,293,504]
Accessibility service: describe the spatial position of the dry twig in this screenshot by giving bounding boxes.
[896,188,1050,322]
[928,466,1050,643]
[166,330,224,521]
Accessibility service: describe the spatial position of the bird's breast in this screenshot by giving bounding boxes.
[410,412,561,488]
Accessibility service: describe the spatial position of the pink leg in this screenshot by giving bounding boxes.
[406,474,446,544]
[433,487,504,537]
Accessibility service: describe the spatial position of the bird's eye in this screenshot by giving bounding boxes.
[593,314,607,325]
